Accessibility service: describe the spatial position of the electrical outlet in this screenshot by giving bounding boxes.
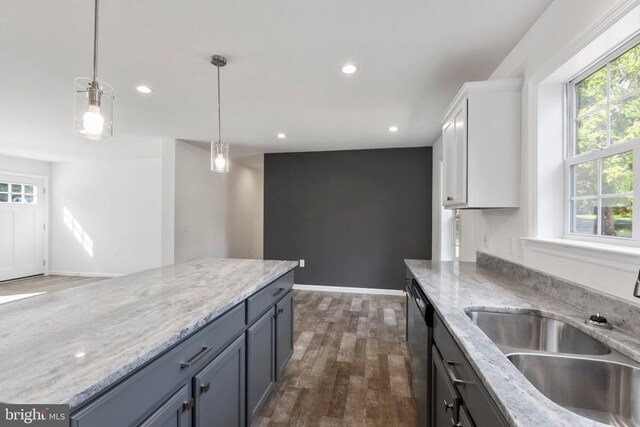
[299,259,305,268]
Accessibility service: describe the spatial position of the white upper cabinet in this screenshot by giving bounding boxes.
[441,78,522,209]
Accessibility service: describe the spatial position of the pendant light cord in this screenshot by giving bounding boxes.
[92,0,99,82]
[217,64,222,145]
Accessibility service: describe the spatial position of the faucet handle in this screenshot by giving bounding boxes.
[634,269,640,298]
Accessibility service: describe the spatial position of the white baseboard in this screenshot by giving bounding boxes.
[293,284,405,296]
[48,271,124,278]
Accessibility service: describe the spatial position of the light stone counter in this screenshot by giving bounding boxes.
[405,258,640,427]
[0,258,297,409]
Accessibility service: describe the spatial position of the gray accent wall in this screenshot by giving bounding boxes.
[264,147,432,290]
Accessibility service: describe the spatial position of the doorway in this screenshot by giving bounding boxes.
[0,174,46,281]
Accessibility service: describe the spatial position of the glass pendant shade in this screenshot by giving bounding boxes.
[73,78,113,140]
[211,141,230,173]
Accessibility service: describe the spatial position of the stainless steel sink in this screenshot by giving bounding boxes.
[508,353,640,426]
[466,309,611,355]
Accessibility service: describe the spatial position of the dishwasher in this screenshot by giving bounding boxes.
[406,278,433,427]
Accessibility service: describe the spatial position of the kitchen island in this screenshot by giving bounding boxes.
[0,258,297,426]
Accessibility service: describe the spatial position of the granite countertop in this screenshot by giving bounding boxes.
[0,258,297,409]
[405,259,640,427]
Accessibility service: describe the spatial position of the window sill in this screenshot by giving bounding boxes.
[522,237,640,273]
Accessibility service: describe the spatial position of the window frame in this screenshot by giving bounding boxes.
[564,35,640,245]
[0,181,38,205]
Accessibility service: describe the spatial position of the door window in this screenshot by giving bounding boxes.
[0,182,38,204]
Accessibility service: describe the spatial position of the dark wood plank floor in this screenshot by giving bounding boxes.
[255,290,417,427]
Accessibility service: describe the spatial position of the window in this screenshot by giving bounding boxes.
[452,209,461,260]
[567,40,640,241]
[0,182,38,204]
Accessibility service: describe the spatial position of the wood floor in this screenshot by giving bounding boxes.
[254,290,417,427]
[0,274,105,296]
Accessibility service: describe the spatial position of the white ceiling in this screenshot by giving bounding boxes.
[0,0,552,162]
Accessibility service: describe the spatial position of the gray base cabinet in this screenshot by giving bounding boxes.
[69,270,294,427]
[247,307,276,424]
[139,385,192,427]
[275,290,294,381]
[194,335,245,427]
[432,347,459,427]
[432,313,507,427]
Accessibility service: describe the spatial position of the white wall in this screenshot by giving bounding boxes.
[161,139,176,265]
[0,154,50,177]
[50,157,163,276]
[452,0,640,302]
[174,141,228,262]
[227,158,264,259]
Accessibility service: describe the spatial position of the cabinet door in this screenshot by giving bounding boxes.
[275,290,294,381]
[247,307,276,423]
[138,384,192,427]
[457,405,475,427]
[451,101,468,205]
[194,334,245,427]
[442,120,456,206]
[432,346,460,427]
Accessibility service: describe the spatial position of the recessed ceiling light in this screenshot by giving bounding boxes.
[388,126,399,132]
[342,64,357,74]
[277,133,286,139]
[136,85,152,94]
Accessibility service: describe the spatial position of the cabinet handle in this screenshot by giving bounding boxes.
[200,382,211,394]
[273,288,285,298]
[444,363,474,387]
[446,196,453,201]
[443,400,454,413]
[182,399,194,412]
[180,346,212,369]
[277,307,284,314]
[451,418,464,427]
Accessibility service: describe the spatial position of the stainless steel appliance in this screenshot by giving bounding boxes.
[406,278,433,427]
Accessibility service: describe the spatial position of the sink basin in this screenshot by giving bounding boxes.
[508,353,640,426]
[467,309,611,355]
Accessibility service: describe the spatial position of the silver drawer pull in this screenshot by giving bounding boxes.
[273,288,285,298]
[444,362,475,386]
[180,346,212,369]
[200,382,211,393]
[443,400,454,413]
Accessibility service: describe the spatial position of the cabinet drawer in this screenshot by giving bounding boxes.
[71,302,245,427]
[433,312,508,427]
[247,271,293,324]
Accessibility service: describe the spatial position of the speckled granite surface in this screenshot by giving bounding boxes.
[405,258,640,427]
[477,252,640,333]
[0,258,296,409]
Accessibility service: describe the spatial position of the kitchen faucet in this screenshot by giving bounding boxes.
[635,269,640,298]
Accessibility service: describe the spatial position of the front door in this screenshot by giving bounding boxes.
[0,174,45,281]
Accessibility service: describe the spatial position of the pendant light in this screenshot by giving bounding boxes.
[210,55,230,173]
[73,0,113,140]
